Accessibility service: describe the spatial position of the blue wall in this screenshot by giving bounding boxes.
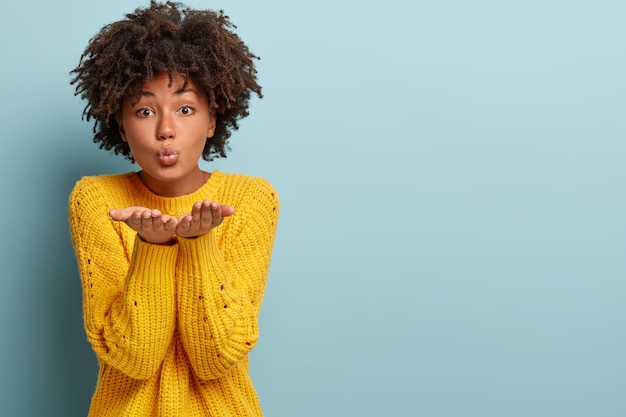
[1,1,625,416]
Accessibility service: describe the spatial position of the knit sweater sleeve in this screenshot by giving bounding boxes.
[176,177,280,380]
[68,177,178,380]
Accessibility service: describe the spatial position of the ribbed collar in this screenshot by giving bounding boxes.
[125,170,225,216]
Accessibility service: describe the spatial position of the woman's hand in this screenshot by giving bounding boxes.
[176,200,235,238]
[109,201,234,242]
[109,206,177,245]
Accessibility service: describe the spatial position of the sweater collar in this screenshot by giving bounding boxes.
[126,170,224,216]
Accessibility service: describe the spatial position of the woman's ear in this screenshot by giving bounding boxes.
[207,112,217,138]
[116,111,127,142]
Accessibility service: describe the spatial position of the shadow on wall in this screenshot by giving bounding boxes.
[16,126,133,416]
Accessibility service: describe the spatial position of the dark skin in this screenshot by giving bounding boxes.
[70,2,262,163]
[109,201,235,244]
[108,74,235,245]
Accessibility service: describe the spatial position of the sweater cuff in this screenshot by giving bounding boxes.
[126,234,179,288]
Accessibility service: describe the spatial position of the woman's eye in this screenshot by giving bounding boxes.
[136,108,153,117]
[180,106,194,115]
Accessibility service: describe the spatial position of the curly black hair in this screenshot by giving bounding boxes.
[70,1,262,161]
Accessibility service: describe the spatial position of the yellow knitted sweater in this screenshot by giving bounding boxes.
[68,171,279,417]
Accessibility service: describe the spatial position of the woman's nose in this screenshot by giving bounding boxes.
[157,114,175,140]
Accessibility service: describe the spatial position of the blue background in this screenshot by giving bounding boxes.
[1,0,625,416]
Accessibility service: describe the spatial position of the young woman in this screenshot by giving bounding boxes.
[69,2,279,415]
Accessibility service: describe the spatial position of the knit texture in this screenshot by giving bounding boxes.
[69,171,279,417]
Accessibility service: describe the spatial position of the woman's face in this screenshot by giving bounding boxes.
[118,73,216,197]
